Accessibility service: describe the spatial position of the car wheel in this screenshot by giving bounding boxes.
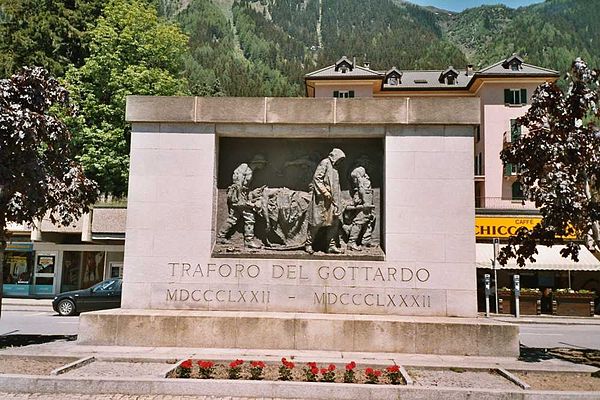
[57,299,76,316]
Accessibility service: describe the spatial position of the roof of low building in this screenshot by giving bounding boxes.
[305,55,560,90]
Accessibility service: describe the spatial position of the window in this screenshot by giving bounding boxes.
[504,88,527,105]
[446,75,455,85]
[510,119,521,142]
[333,90,354,98]
[512,182,524,200]
[474,152,483,175]
[504,162,521,176]
[388,76,398,85]
[511,63,520,71]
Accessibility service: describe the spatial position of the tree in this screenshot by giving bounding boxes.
[0,0,104,77]
[498,58,600,267]
[65,0,189,196]
[0,67,98,314]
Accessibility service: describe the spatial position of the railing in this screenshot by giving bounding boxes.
[475,196,537,210]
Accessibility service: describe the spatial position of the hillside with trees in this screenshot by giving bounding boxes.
[1,0,599,195]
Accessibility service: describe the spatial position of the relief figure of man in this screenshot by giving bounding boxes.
[347,166,376,251]
[305,148,345,254]
[217,154,267,249]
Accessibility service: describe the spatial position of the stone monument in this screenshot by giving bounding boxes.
[78,96,518,357]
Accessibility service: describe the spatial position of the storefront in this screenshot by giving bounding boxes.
[2,241,35,296]
[475,216,600,314]
[3,243,124,298]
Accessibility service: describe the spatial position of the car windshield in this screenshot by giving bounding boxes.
[93,279,117,292]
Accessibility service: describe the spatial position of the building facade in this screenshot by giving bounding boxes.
[305,55,600,313]
[3,207,125,298]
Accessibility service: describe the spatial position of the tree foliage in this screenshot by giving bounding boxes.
[65,0,189,196]
[0,67,97,305]
[498,58,600,267]
[0,0,104,77]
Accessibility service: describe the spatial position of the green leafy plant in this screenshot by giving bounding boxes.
[178,359,192,378]
[385,365,402,384]
[197,360,215,379]
[343,361,357,383]
[320,364,336,383]
[279,357,294,381]
[364,367,381,384]
[249,360,265,380]
[227,359,243,379]
[303,362,318,382]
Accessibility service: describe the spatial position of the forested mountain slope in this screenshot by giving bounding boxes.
[170,0,600,96]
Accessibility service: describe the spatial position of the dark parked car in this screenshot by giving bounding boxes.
[52,278,122,316]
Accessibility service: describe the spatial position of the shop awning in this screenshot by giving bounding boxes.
[476,243,600,271]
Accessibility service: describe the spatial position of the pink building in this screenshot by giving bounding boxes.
[305,54,559,211]
[306,56,600,313]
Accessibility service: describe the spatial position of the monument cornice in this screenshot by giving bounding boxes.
[125,96,480,126]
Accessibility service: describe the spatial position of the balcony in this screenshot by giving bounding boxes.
[475,196,537,210]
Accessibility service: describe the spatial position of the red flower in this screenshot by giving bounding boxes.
[180,359,192,369]
[328,364,336,372]
[281,357,287,363]
[229,359,244,368]
[346,361,356,371]
[386,365,400,373]
[197,360,214,369]
[251,361,265,368]
[320,368,327,374]
[307,361,317,368]
[374,370,382,377]
[365,367,374,375]
[286,361,295,369]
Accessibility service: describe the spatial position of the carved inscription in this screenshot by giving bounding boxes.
[165,262,435,312]
[169,262,430,283]
[314,292,431,308]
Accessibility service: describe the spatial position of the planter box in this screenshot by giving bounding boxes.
[553,293,595,317]
[497,291,541,315]
[497,291,512,314]
[518,292,542,315]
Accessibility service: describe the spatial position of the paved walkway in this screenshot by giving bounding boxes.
[0,394,296,400]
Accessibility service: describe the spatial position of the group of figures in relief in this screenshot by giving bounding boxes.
[216,148,377,254]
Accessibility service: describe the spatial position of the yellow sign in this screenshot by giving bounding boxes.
[475,216,576,239]
[476,216,539,238]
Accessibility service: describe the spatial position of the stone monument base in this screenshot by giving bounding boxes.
[78,310,519,357]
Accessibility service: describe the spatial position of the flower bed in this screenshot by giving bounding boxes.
[170,358,406,385]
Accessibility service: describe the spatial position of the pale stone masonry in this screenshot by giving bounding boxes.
[79,96,519,356]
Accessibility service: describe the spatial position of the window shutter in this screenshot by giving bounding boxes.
[504,163,512,176]
[512,182,524,200]
[510,120,521,142]
[504,89,511,104]
[349,90,355,98]
[520,88,527,104]
[333,90,339,98]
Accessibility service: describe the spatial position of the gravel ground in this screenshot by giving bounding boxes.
[408,368,519,389]
[63,361,173,378]
[0,358,76,375]
[515,371,600,391]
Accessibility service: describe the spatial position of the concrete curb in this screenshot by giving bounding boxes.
[498,367,531,390]
[50,356,95,376]
[0,373,597,399]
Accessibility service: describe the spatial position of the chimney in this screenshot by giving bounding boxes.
[466,64,474,76]
[364,61,370,69]
[352,56,356,68]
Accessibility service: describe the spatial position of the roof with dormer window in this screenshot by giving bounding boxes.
[304,55,560,92]
[439,66,460,83]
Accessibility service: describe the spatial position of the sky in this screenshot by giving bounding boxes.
[408,0,544,12]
